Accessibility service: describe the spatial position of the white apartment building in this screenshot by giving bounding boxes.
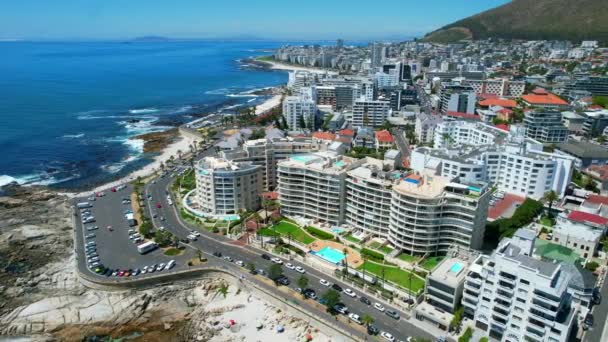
[389,173,490,255]
[227,137,320,191]
[411,123,575,199]
[463,79,525,98]
[440,83,476,114]
[282,95,318,129]
[552,212,604,260]
[345,160,396,237]
[415,113,443,144]
[195,157,263,217]
[277,152,362,226]
[351,97,391,127]
[433,121,508,149]
[374,71,400,88]
[462,229,589,342]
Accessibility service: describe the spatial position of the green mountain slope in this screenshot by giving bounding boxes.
[423,0,608,43]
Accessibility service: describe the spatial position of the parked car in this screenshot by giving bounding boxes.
[367,325,379,335]
[261,254,270,260]
[285,263,295,270]
[348,313,362,324]
[277,276,290,286]
[385,309,400,320]
[380,331,395,342]
[320,279,331,286]
[157,263,165,271]
[235,260,244,267]
[271,257,283,264]
[333,303,348,315]
[331,283,343,292]
[303,289,317,300]
[583,313,594,329]
[360,296,371,305]
[295,266,305,273]
[374,303,385,312]
[343,288,356,297]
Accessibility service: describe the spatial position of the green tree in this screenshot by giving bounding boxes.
[361,314,375,327]
[247,262,256,274]
[321,289,341,313]
[154,230,174,247]
[268,264,284,285]
[450,306,464,332]
[542,190,559,217]
[297,275,309,294]
[216,282,229,298]
[586,261,600,272]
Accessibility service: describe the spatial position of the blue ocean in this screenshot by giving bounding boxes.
[0,40,289,190]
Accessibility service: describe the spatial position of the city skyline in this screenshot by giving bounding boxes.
[0,0,510,40]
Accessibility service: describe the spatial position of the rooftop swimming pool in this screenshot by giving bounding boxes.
[292,155,319,163]
[450,262,464,273]
[312,246,345,264]
[330,227,345,234]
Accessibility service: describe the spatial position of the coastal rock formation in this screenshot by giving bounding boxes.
[130,128,180,154]
[0,185,339,342]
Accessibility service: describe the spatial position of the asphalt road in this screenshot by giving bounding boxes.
[144,173,439,342]
[584,271,608,342]
[391,128,410,161]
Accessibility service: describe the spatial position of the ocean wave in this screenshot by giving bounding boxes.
[61,133,85,139]
[226,93,258,98]
[129,108,159,114]
[0,172,80,187]
[204,88,230,95]
[169,105,193,114]
[124,138,144,154]
[247,98,256,103]
[100,155,139,174]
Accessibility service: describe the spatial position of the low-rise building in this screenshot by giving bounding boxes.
[521,88,570,110]
[553,211,606,260]
[374,129,395,150]
[524,110,568,143]
[415,113,443,145]
[556,140,608,168]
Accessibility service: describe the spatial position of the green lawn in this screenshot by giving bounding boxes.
[259,221,315,245]
[164,248,183,256]
[397,253,420,263]
[357,262,425,293]
[420,256,444,271]
[539,216,555,227]
[369,241,382,249]
[368,241,394,255]
[345,234,361,244]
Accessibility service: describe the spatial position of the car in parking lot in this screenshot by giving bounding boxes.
[380,331,395,342]
[86,252,98,258]
[213,251,222,257]
[333,303,348,315]
[374,303,385,312]
[285,263,295,270]
[148,264,156,273]
[348,313,362,324]
[257,269,266,276]
[85,233,96,239]
[277,276,290,286]
[141,266,148,274]
[295,266,305,273]
[191,231,201,237]
[223,256,234,262]
[320,279,331,286]
[303,289,317,300]
[367,325,379,335]
[343,288,356,297]
[86,226,98,231]
[583,313,594,329]
[86,241,96,246]
[360,296,371,305]
[187,234,198,241]
[271,257,283,264]
[331,283,343,292]
[385,309,400,320]
[261,254,270,260]
[235,260,244,267]
[157,263,166,271]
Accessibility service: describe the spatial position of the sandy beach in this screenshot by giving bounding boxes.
[255,94,282,115]
[69,134,193,198]
[259,59,336,75]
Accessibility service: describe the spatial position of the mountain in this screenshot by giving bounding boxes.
[423,0,608,43]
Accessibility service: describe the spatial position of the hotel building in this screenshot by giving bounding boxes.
[195,157,263,216]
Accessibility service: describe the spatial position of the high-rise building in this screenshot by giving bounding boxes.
[463,79,526,98]
[336,39,344,49]
[439,83,476,114]
[563,76,608,97]
[195,157,262,217]
[282,96,318,129]
[524,110,568,143]
[371,42,384,68]
[462,229,592,342]
[315,86,337,109]
[352,97,391,127]
[277,152,361,225]
[389,173,490,255]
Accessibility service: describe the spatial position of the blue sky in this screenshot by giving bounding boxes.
[0,0,510,40]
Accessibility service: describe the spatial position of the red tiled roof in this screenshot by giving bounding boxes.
[312,131,336,141]
[479,93,499,100]
[521,92,568,106]
[335,137,353,144]
[338,129,354,137]
[568,210,608,226]
[445,111,481,120]
[479,98,517,108]
[495,124,510,132]
[586,194,608,206]
[585,165,608,181]
[375,130,394,143]
[532,87,549,95]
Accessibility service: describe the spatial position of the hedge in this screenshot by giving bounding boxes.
[458,327,473,342]
[361,248,385,262]
[305,226,334,240]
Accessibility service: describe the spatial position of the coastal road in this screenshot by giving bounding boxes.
[145,174,438,342]
[584,269,608,342]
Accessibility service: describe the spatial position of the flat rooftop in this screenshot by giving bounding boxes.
[429,257,469,287]
[393,173,451,198]
[280,152,357,174]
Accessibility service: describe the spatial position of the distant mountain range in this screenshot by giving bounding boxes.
[423,0,608,44]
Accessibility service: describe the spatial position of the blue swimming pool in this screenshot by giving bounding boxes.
[313,246,345,264]
[450,262,464,273]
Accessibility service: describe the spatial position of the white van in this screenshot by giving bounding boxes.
[165,260,176,270]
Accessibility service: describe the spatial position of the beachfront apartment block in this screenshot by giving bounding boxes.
[277,152,362,226]
[411,122,574,199]
[462,229,591,342]
[224,137,320,191]
[195,157,263,216]
[462,78,525,98]
[389,173,490,255]
[351,97,391,128]
[345,159,396,237]
[282,95,318,129]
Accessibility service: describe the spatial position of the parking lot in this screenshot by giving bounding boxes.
[74,184,192,279]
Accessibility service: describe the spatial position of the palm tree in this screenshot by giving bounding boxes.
[342,248,349,276]
[543,190,559,217]
[216,282,229,298]
[361,314,374,327]
[297,275,309,295]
